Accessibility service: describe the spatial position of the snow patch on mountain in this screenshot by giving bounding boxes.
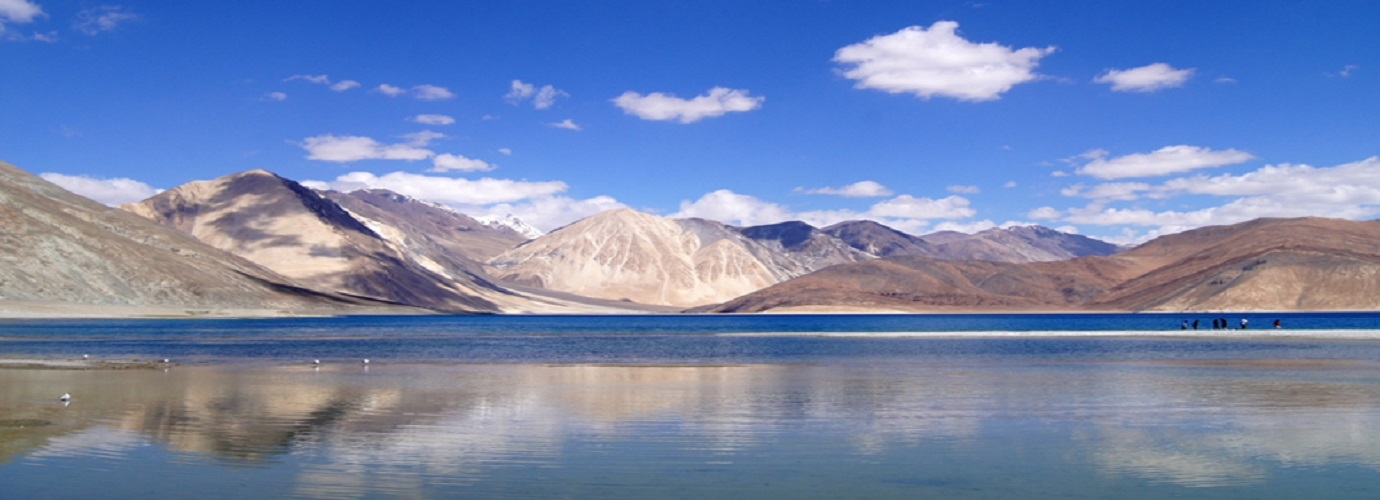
[477,214,543,239]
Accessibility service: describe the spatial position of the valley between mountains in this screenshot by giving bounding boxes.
[4,161,1379,317]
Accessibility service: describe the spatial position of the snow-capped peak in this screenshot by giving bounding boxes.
[477,214,543,239]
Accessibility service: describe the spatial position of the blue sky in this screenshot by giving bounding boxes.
[3,1,1378,242]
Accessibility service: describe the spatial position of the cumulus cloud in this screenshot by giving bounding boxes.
[39,172,160,205]
[1060,181,1152,201]
[302,170,613,232]
[1075,145,1254,179]
[505,80,567,109]
[410,114,455,126]
[298,133,442,162]
[797,180,893,197]
[0,0,42,25]
[374,84,405,97]
[673,189,977,234]
[1052,156,1380,242]
[304,171,568,206]
[549,119,581,130]
[612,87,764,123]
[330,80,360,91]
[74,5,139,35]
[411,84,454,101]
[1094,63,1194,92]
[473,195,627,233]
[832,21,1054,102]
[430,153,495,173]
[1027,206,1062,219]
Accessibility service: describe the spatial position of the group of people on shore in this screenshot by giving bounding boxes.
[1180,318,1283,330]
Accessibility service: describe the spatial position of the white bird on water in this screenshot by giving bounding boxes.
[82,354,89,360]
[59,393,71,402]
[362,359,370,365]
[313,359,321,365]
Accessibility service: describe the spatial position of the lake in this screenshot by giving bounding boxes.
[4,313,1380,498]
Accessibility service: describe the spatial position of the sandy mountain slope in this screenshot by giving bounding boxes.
[322,188,524,267]
[1090,217,1380,311]
[0,161,395,316]
[706,217,1380,313]
[487,209,865,307]
[123,170,504,312]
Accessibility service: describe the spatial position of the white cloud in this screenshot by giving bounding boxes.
[73,5,139,35]
[1061,182,1151,201]
[947,184,980,194]
[869,195,975,219]
[612,87,764,123]
[400,130,445,146]
[39,172,160,205]
[374,84,405,97]
[473,195,627,233]
[672,190,795,227]
[1076,145,1254,179]
[306,171,568,206]
[932,219,999,234]
[1027,206,1062,219]
[549,119,581,130]
[0,0,42,24]
[797,180,893,197]
[674,190,977,233]
[497,148,512,156]
[264,91,287,102]
[1330,64,1359,78]
[1003,181,1017,188]
[331,80,360,91]
[411,84,454,101]
[832,21,1054,102]
[410,114,455,126]
[505,80,567,109]
[1051,156,1380,242]
[1094,63,1194,92]
[430,153,495,173]
[299,133,437,162]
[286,74,331,85]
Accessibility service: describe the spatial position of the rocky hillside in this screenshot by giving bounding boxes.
[707,217,1380,313]
[822,220,936,257]
[487,209,869,307]
[123,170,508,312]
[0,161,397,316]
[919,225,1125,263]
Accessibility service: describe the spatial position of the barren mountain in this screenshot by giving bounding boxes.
[323,189,525,264]
[123,170,506,312]
[740,221,873,267]
[487,209,866,307]
[0,161,397,316]
[920,225,1124,263]
[707,217,1380,313]
[822,220,936,257]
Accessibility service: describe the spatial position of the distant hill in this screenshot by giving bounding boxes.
[487,209,868,307]
[824,220,1122,263]
[822,220,936,257]
[706,217,1380,313]
[0,161,396,316]
[123,170,507,312]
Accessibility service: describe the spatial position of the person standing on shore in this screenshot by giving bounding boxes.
[1241,318,1249,330]
[1192,319,1199,330]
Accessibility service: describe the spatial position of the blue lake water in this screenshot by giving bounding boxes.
[4,313,1380,498]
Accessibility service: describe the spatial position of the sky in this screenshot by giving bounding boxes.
[3,0,1378,243]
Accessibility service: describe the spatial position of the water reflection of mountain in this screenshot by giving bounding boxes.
[5,361,1380,493]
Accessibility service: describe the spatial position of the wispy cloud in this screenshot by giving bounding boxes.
[833,21,1054,102]
[549,119,582,130]
[1074,145,1254,179]
[1093,63,1194,92]
[411,84,454,101]
[263,91,287,102]
[796,180,893,197]
[612,87,764,123]
[374,84,406,97]
[505,80,567,109]
[74,6,140,35]
[410,114,455,126]
[298,132,443,162]
[430,153,495,173]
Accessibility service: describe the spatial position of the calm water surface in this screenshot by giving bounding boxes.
[4,314,1380,498]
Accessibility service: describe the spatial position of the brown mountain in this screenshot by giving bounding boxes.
[123,170,505,312]
[706,217,1380,313]
[738,220,873,268]
[0,161,400,317]
[322,188,524,268]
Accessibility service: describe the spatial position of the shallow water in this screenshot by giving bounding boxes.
[5,315,1380,497]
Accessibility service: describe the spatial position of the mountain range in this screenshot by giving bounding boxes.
[4,161,1377,316]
